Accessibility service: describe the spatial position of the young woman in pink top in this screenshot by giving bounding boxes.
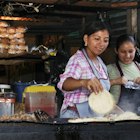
[57,20,111,118]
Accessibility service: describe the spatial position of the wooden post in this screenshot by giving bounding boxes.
[127,9,137,37]
[137,9,140,42]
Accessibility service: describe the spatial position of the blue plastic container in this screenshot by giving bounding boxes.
[13,82,34,103]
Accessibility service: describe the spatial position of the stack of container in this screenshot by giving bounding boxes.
[0,21,28,54]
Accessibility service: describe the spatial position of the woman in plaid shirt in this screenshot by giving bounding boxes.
[57,20,111,118]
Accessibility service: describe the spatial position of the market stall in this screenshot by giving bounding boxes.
[0,1,140,140]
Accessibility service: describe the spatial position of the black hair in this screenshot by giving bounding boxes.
[116,34,136,51]
[83,20,111,36]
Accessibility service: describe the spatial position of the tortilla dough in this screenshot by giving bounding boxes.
[115,111,140,121]
[88,89,115,114]
[68,117,109,123]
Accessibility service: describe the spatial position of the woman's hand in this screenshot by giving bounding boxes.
[80,78,103,94]
[133,77,140,84]
[120,76,128,85]
[110,76,128,86]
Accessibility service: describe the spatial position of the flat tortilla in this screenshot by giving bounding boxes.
[88,89,115,115]
[68,117,109,123]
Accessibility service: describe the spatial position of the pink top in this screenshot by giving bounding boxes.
[57,50,108,113]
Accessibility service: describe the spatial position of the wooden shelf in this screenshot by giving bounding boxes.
[0,52,43,65]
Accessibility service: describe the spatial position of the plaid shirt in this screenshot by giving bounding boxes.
[57,50,106,113]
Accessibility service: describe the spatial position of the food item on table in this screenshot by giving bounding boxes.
[88,89,115,114]
[0,112,37,122]
[68,112,140,123]
[68,117,110,123]
[114,111,140,121]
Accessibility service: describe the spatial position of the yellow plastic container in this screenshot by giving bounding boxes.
[24,85,57,117]
[24,85,56,93]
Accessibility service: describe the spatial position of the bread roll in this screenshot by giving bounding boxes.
[0,21,9,27]
[17,38,25,44]
[10,39,17,44]
[9,34,15,39]
[0,27,7,33]
[9,44,17,49]
[16,26,27,33]
[8,49,16,54]
[0,43,9,49]
[17,45,27,51]
[0,38,9,44]
[0,43,8,53]
[7,27,16,34]
[16,50,26,54]
[15,33,24,39]
[0,32,8,38]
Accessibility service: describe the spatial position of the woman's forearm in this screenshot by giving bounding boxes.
[110,76,128,86]
[62,77,84,91]
[110,79,119,86]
